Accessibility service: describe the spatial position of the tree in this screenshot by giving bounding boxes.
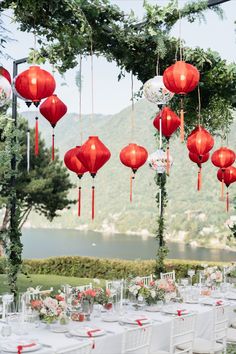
[0,114,74,294]
[1,0,236,276]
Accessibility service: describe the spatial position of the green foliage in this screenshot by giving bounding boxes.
[0,255,228,280]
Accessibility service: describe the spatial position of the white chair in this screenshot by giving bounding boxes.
[140,275,153,286]
[178,305,228,354]
[22,287,53,302]
[57,341,92,354]
[153,313,196,354]
[121,324,152,354]
[160,271,176,282]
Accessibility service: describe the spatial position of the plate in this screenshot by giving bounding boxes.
[2,342,41,353]
[101,315,119,322]
[120,316,150,325]
[162,307,188,315]
[185,300,199,304]
[226,294,236,301]
[69,328,106,337]
[50,325,69,333]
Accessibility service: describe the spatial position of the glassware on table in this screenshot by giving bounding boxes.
[1,324,12,337]
[188,269,195,286]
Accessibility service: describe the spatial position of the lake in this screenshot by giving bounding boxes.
[21,228,236,262]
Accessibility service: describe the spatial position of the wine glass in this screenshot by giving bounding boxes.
[188,269,195,286]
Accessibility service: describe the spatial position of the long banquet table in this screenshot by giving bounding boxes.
[0,301,236,354]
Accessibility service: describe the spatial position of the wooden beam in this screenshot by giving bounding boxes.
[208,0,230,6]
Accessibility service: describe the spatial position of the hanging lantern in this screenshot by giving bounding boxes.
[163,61,200,141]
[211,147,236,199]
[143,75,174,106]
[148,149,173,174]
[64,146,88,217]
[14,66,56,106]
[187,126,214,157]
[0,76,11,107]
[189,152,209,191]
[40,94,67,160]
[120,143,148,202]
[153,107,180,174]
[217,166,236,212]
[15,66,56,156]
[0,67,11,84]
[77,136,111,219]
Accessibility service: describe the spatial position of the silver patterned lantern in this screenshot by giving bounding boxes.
[0,76,11,107]
[148,149,173,174]
[143,75,174,106]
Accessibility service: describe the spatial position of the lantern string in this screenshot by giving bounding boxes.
[78,185,82,217]
[156,52,160,76]
[178,7,183,61]
[52,128,55,161]
[130,173,134,203]
[79,54,83,145]
[92,184,95,220]
[131,72,135,141]
[90,41,95,133]
[27,128,30,173]
[198,85,201,126]
[226,189,229,212]
[159,109,162,149]
[35,116,39,156]
[33,30,37,65]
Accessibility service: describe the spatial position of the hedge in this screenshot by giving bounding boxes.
[0,256,230,280]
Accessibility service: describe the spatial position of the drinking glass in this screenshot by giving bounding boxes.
[188,269,195,286]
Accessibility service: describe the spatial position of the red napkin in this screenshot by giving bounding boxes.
[87,329,101,337]
[216,300,223,306]
[135,318,147,326]
[17,343,36,354]
[177,310,186,317]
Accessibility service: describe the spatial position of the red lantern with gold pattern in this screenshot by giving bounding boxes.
[120,143,148,202]
[217,166,236,212]
[153,107,180,175]
[40,94,67,160]
[163,61,200,141]
[211,147,236,199]
[77,136,111,220]
[187,126,214,157]
[64,146,88,217]
[189,152,209,191]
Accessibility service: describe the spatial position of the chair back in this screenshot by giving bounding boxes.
[212,304,228,351]
[140,275,153,286]
[121,324,152,354]
[160,271,175,282]
[1,293,14,320]
[57,341,92,354]
[22,287,53,302]
[170,313,196,354]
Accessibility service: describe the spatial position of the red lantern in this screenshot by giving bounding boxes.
[0,66,11,84]
[189,152,209,191]
[64,146,88,217]
[153,107,180,175]
[211,147,236,199]
[217,166,236,212]
[120,143,148,202]
[163,61,200,141]
[15,66,56,156]
[77,136,111,219]
[40,94,67,160]
[187,126,214,157]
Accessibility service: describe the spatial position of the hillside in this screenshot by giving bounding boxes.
[21,100,236,249]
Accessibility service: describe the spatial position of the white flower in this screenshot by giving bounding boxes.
[138,296,143,302]
[40,308,47,315]
[150,290,156,299]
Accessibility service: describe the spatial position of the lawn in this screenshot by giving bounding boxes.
[0,274,105,293]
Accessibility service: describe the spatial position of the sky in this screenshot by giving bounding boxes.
[0,0,235,115]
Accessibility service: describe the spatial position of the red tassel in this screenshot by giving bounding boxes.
[130,174,135,202]
[226,190,229,212]
[197,166,202,191]
[180,97,184,142]
[52,132,55,161]
[35,117,39,156]
[221,173,224,200]
[78,186,81,217]
[166,142,170,176]
[92,186,95,220]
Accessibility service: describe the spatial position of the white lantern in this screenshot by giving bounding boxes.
[148,149,173,174]
[143,75,174,105]
[0,76,11,107]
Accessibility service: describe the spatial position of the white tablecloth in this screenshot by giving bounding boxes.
[0,299,236,354]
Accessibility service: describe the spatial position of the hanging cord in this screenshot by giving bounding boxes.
[197,85,201,126]
[27,127,30,172]
[78,179,82,217]
[131,72,135,141]
[156,52,160,76]
[90,41,95,133]
[79,54,83,145]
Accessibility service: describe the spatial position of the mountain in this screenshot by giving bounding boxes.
[20,100,236,249]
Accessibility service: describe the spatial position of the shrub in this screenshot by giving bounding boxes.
[0,256,229,280]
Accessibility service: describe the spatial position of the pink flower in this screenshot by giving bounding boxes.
[55,294,64,302]
[84,289,97,297]
[31,299,42,309]
[106,289,111,297]
[150,281,155,286]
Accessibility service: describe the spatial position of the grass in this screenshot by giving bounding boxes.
[0,274,105,293]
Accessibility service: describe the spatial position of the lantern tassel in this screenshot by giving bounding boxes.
[35,117,39,156]
[180,96,184,142]
[226,190,229,212]
[78,186,82,217]
[52,130,55,161]
[159,187,162,217]
[166,140,170,176]
[92,186,95,220]
[27,129,30,173]
[159,110,162,149]
[197,166,202,191]
[130,174,135,202]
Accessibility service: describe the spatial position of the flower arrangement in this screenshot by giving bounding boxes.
[30,295,67,324]
[71,287,112,306]
[202,266,223,286]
